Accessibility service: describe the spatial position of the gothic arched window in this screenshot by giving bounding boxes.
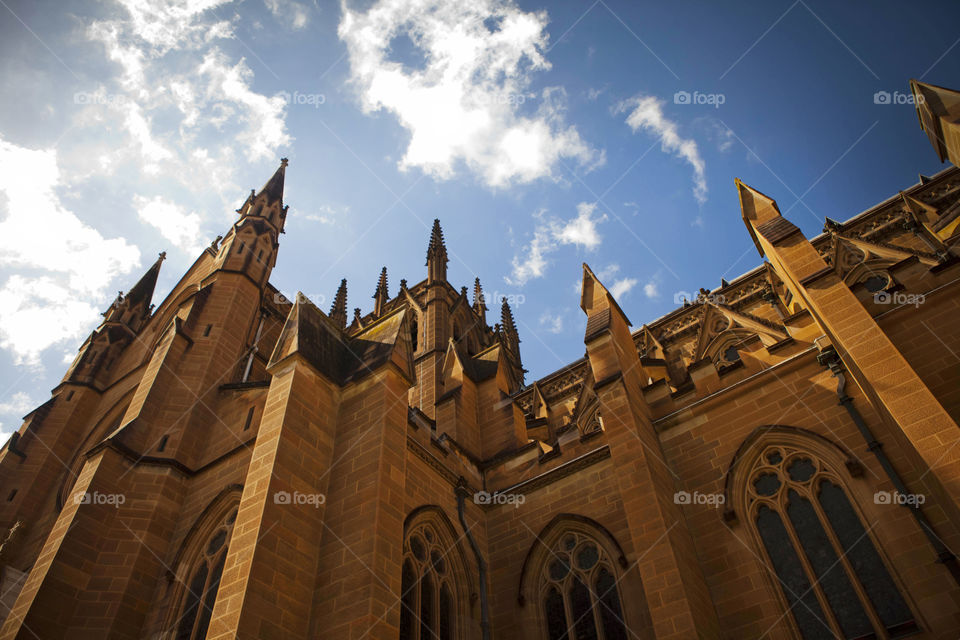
[400,511,470,640]
[168,497,239,640]
[537,530,628,640]
[742,442,916,639]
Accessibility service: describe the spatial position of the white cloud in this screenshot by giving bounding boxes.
[338,0,601,188]
[610,277,638,299]
[0,138,141,366]
[618,94,707,205]
[135,195,207,254]
[538,310,564,334]
[556,202,605,250]
[508,203,606,286]
[265,0,311,30]
[305,204,346,224]
[0,391,37,417]
[0,1,296,371]
[87,0,291,197]
[509,212,554,285]
[195,49,290,161]
[643,281,659,298]
[0,391,34,444]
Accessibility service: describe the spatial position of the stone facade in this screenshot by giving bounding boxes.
[2,81,960,639]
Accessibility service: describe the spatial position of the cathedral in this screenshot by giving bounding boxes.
[1,79,960,640]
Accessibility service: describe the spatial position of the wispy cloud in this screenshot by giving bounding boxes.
[265,0,311,30]
[338,0,602,188]
[0,391,37,416]
[617,94,707,204]
[305,204,346,225]
[610,277,638,299]
[538,310,565,334]
[556,202,605,250]
[87,0,291,196]
[135,195,207,255]
[509,203,606,285]
[0,138,141,367]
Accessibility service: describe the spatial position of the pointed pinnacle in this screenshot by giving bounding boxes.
[426,218,448,263]
[501,298,516,331]
[256,158,287,205]
[125,252,165,306]
[329,278,348,328]
[472,277,486,309]
[373,266,389,298]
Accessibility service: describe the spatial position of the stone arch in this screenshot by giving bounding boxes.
[162,485,242,639]
[703,327,755,368]
[400,506,476,640]
[55,392,134,511]
[722,425,862,522]
[517,514,650,640]
[843,259,896,291]
[726,427,919,639]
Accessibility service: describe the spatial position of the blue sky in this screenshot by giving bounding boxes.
[1,0,958,441]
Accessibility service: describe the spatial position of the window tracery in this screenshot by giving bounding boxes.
[743,443,916,639]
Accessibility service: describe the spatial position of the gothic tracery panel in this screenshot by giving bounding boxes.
[742,443,916,639]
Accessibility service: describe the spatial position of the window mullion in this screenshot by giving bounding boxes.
[776,489,846,639]
[806,479,888,639]
[413,565,421,640]
[588,568,605,640]
[433,571,440,639]
[189,561,208,640]
[562,577,575,640]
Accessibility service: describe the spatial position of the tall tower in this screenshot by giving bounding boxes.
[215,158,287,286]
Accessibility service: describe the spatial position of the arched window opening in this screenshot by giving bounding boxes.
[170,503,239,640]
[579,406,603,437]
[744,444,916,639]
[411,317,419,353]
[539,531,628,640]
[400,513,468,640]
[862,274,889,293]
[722,344,741,363]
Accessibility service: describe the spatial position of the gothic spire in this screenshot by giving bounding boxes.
[426,218,448,282]
[257,157,287,205]
[373,266,389,316]
[234,158,289,236]
[102,252,165,331]
[329,278,348,329]
[500,297,519,351]
[472,277,487,323]
[126,252,165,307]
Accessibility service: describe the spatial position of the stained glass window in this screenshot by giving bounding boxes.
[746,445,916,639]
[539,530,628,640]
